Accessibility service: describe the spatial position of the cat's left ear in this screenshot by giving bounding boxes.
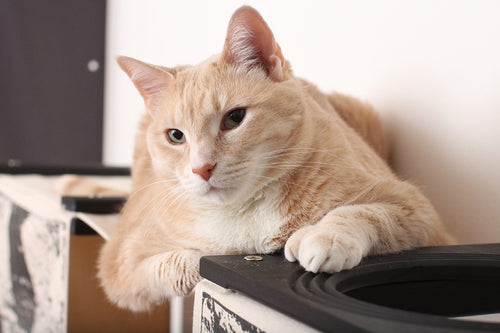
[117,56,174,115]
[221,6,285,82]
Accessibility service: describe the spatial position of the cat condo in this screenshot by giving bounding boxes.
[194,244,500,332]
[0,165,185,332]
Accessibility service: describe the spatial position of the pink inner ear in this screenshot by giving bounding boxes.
[117,56,173,113]
[222,6,285,81]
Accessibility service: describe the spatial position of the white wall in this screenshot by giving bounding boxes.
[103,0,500,244]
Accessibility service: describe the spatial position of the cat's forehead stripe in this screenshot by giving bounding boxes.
[161,68,223,139]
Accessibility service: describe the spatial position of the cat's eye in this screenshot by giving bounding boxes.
[222,108,246,131]
[166,129,185,144]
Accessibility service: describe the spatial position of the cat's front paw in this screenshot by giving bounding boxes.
[160,249,202,296]
[284,225,365,273]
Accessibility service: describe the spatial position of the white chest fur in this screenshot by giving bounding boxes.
[196,187,286,254]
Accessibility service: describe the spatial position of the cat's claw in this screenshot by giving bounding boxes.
[284,225,365,273]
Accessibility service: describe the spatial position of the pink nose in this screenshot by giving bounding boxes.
[192,163,215,181]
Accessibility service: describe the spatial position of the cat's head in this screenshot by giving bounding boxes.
[119,6,308,205]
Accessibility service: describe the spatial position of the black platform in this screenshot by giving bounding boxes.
[200,244,500,332]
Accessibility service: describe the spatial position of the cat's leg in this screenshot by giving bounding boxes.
[284,181,454,273]
[98,242,203,312]
[327,92,390,162]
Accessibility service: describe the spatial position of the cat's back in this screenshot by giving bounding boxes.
[297,78,389,162]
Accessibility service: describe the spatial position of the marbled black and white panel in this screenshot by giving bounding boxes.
[0,193,69,333]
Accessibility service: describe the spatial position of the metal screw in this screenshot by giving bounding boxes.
[244,255,263,261]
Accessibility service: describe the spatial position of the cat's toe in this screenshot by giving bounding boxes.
[285,227,332,272]
[301,247,328,273]
[284,225,314,263]
[318,238,363,273]
[285,225,364,274]
[298,233,336,273]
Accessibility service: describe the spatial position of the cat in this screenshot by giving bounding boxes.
[98,5,455,312]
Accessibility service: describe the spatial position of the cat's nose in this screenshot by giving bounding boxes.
[192,163,216,181]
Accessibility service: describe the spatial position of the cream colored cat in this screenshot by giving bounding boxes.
[98,6,454,312]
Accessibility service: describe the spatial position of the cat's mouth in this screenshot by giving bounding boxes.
[196,185,235,204]
[206,184,236,194]
[188,175,246,204]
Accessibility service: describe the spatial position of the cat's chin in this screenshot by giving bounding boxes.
[196,184,240,205]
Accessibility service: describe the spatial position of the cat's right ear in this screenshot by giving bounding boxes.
[221,6,285,82]
[117,56,173,115]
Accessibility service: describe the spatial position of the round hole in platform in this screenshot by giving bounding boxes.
[337,264,500,318]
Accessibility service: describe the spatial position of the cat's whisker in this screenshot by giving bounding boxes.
[260,146,343,155]
[261,164,344,179]
[145,193,177,229]
[146,191,174,221]
[225,158,251,169]
[256,163,338,179]
[259,148,344,161]
[147,186,186,221]
[136,184,183,220]
[128,178,179,199]
[135,191,169,219]
[261,160,336,167]
[142,188,188,238]
[144,190,178,232]
[160,191,190,220]
[217,163,249,177]
[253,174,317,194]
[148,191,190,235]
[216,169,249,183]
[259,154,372,172]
